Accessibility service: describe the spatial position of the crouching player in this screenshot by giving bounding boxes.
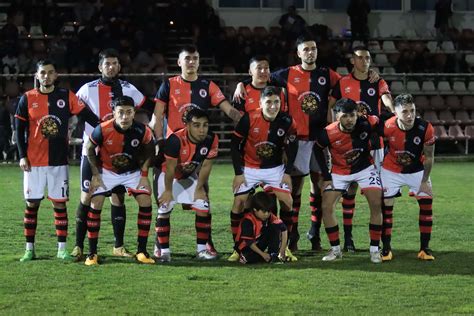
[85,96,155,265]
[379,94,436,261]
[155,108,218,262]
[228,86,298,262]
[236,192,288,264]
[313,98,383,263]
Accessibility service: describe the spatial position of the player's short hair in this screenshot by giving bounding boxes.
[296,33,316,48]
[334,98,358,113]
[36,59,56,71]
[112,96,135,109]
[394,94,415,108]
[98,48,120,64]
[352,46,370,55]
[179,45,199,56]
[185,107,209,123]
[260,86,281,100]
[249,55,269,66]
[249,191,276,213]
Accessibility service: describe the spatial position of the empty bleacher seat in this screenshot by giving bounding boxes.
[465,54,474,67]
[455,110,473,125]
[383,67,396,74]
[374,54,390,67]
[439,110,460,125]
[414,96,430,110]
[382,41,397,53]
[462,96,474,110]
[465,125,474,138]
[468,82,474,92]
[368,41,381,53]
[406,81,421,93]
[434,125,452,140]
[430,95,446,110]
[448,125,468,140]
[445,95,461,110]
[437,81,452,94]
[427,41,439,52]
[441,41,456,52]
[453,81,467,92]
[421,81,436,93]
[423,110,444,125]
[390,81,405,94]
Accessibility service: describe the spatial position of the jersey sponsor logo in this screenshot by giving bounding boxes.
[395,150,415,166]
[110,153,133,171]
[200,147,209,155]
[180,161,199,175]
[298,92,321,115]
[318,76,327,85]
[344,148,363,165]
[360,131,368,140]
[248,98,255,104]
[334,140,342,146]
[131,139,140,147]
[277,128,285,136]
[182,149,188,155]
[293,77,300,83]
[38,115,62,138]
[413,136,421,145]
[253,127,260,134]
[344,86,351,93]
[57,99,66,108]
[367,88,376,96]
[199,89,208,98]
[32,102,39,108]
[255,141,276,159]
[175,89,181,95]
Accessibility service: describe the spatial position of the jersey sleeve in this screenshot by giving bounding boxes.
[378,79,390,95]
[232,97,246,113]
[14,94,28,121]
[89,124,103,146]
[269,68,289,88]
[239,219,255,241]
[76,84,91,108]
[142,126,153,145]
[367,115,380,129]
[330,80,342,100]
[329,69,342,88]
[69,91,86,115]
[128,83,146,108]
[315,129,330,149]
[207,134,219,159]
[154,79,170,104]
[233,113,250,139]
[164,133,180,159]
[269,214,287,232]
[209,81,227,107]
[424,123,435,145]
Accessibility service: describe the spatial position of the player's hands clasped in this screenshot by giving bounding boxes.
[19,157,31,172]
[159,189,173,207]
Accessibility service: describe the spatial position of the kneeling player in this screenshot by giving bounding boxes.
[229,86,298,262]
[86,96,155,265]
[379,94,436,261]
[313,98,383,263]
[155,108,218,262]
[236,192,288,264]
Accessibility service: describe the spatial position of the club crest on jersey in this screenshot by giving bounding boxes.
[367,88,376,96]
[318,76,327,85]
[200,147,209,155]
[288,134,296,142]
[255,141,276,159]
[360,132,368,140]
[199,89,207,98]
[38,115,62,138]
[413,136,421,145]
[131,139,140,147]
[298,92,321,115]
[277,128,285,136]
[83,180,90,189]
[56,99,66,108]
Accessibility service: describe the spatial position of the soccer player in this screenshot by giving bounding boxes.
[379,94,436,261]
[327,46,394,252]
[85,96,155,266]
[228,86,298,262]
[233,56,287,114]
[153,45,242,256]
[72,48,146,259]
[313,98,383,263]
[15,59,99,262]
[155,108,218,262]
[236,191,288,264]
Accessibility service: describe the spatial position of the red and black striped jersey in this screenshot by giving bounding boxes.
[232,83,287,113]
[15,88,86,166]
[270,65,341,139]
[235,212,286,251]
[381,116,435,173]
[232,111,297,173]
[154,75,227,137]
[90,119,153,174]
[162,128,218,180]
[331,73,390,117]
[315,115,379,175]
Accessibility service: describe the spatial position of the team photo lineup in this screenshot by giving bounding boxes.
[16,33,438,266]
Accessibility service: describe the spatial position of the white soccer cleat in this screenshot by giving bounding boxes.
[196,250,217,260]
[370,250,382,264]
[322,248,342,262]
[156,252,171,263]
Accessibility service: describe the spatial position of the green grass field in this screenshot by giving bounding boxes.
[0,162,473,314]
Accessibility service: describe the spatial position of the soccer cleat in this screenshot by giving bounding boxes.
[70,246,84,260]
[57,249,73,260]
[227,250,240,262]
[156,252,171,263]
[285,247,298,262]
[19,249,36,262]
[417,248,435,261]
[343,239,356,253]
[288,230,300,252]
[381,249,393,262]
[153,244,161,258]
[136,252,155,264]
[370,250,382,264]
[112,246,134,258]
[322,248,342,262]
[85,254,99,266]
[206,242,218,257]
[196,250,218,260]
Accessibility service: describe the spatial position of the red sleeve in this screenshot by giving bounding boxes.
[207,134,219,159]
[329,69,342,88]
[378,79,390,95]
[69,91,86,115]
[142,126,153,144]
[367,115,380,128]
[209,81,226,107]
[424,123,435,145]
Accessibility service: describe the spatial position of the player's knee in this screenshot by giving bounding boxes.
[52,201,66,209]
[232,195,247,212]
[80,191,91,204]
[110,193,125,205]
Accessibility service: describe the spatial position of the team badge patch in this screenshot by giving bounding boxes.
[199,89,207,98]
[111,153,132,171]
[255,141,276,159]
[413,136,421,145]
[57,99,66,108]
[277,128,285,136]
[298,92,321,115]
[39,115,62,138]
[200,147,209,155]
[318,76,327,85]
[131,139,140,147]
[367,88,376,96]
[360,132,368,140]
[396,151,414,166]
